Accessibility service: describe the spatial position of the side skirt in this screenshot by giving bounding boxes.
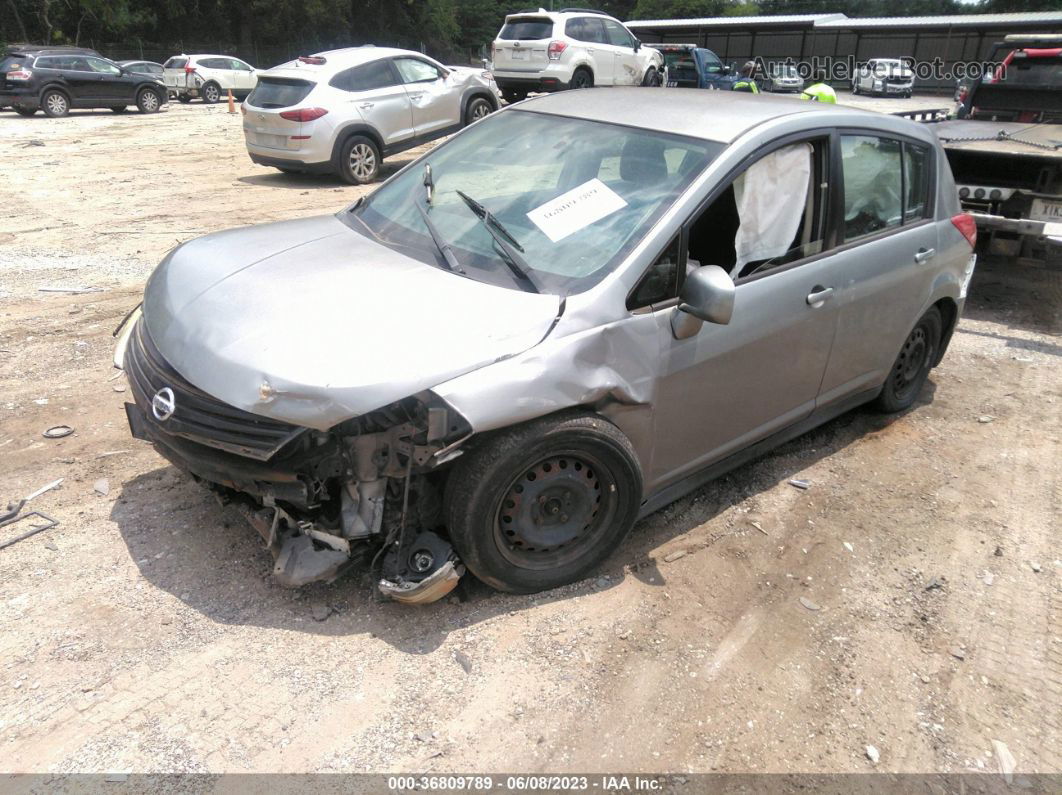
[637,387,881,520]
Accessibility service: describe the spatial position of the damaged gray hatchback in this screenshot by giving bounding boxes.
[116,88,977,602]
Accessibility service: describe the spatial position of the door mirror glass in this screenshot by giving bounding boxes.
[678,265,734,325]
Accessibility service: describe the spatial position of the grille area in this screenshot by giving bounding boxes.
[125,320,305,461]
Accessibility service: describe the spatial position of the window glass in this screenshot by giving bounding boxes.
[201,58,228,70]
[248,77,315,108]
[1,55,31,71]
[702,51,722,73]
[498,17,554,40]
[903,143,931,222]
[333,60,399,92]
[164,57,188,69]
[841,135,902,241]
[350,112,722,295]
[394,58,440,84]
[64,57,92,72]
[230,59,252,71]
[566,17,607,44]
[34,56,60,69]
[86,57,121,75]
[603,20,634,49]
[629,236,681,309]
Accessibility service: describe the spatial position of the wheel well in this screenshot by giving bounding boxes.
[573,65,594,83]
[332,127,384,165]
[931,297,959,366]
[40,84,69,101]
[465,90,497,115]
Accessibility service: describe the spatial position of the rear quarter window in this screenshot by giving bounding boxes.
[248,77,315,108]
[499,17,554,40]
[163,57,187,69]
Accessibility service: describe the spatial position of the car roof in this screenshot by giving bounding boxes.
[505,8,617,20]
[516,88,897,144]
[6,44,99,55]
[261,46,429,78]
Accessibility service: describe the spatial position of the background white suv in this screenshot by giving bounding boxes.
[242,47,498,184]
[164,54,258,103]
[491,9,663,103]
[851,58,915,98]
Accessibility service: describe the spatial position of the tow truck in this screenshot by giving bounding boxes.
[898,34,1062,257]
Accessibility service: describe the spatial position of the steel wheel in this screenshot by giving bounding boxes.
[494,452,618,570]
[349,142,376,181]
[43,91,68,117]
[891,326,929,404]
[875,306,942,413]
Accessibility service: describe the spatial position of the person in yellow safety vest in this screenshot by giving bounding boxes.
[801,70,837,103]
[731,61,759,94]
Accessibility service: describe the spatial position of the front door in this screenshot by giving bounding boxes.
[602,19,640,86]
[393,57,461,137]
[336,59,415,146]
[85,57,129,101]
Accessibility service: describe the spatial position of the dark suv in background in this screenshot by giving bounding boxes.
[0,45,167,117]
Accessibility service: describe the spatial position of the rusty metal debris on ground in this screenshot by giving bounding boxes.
[789,479,811,490]
[43,425,74,439]
[0,478,63,551]
[38,286,105,294]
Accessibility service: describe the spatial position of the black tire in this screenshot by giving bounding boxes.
[41,90,69,118]
[501,88,527,104]
[570,68,593,90]
[465,96,493,125]
[14,105,37,117]
[874,307,942,413]
[445,412,643,594]
[177,94,192,104]
[136,88,161,114]
[642,67,661,87]
[338,134,380,185]
[201,82,221,104]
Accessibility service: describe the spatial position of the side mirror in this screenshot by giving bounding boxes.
[633,39,641,52]
[671,265,735,339]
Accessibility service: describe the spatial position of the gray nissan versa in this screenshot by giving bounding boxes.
[115,89,977,603]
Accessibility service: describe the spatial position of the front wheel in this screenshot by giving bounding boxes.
[136,89,161,113]
[338,134,380,185]
[465,96,493,125]
[445,413,643,594]
[201,82,221,104]
[642,67,661,87]
[874,307,942,413]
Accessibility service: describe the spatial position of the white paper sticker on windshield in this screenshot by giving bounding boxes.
[526,178,628,243]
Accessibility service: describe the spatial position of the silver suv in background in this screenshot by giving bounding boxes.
[491,8,663,103]
[242,47,498,184]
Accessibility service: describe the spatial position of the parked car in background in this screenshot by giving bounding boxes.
[852,58,914,97]
[118,60,164,78]
[491,8,663,103]
[117,89,975,600]
[0,45,167,117]
[163,54,257,103]
[242,47,498,184]
[763,62,804,93]
[658,43,734,89]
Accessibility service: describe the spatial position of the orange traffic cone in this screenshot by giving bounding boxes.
[227,89,236,114]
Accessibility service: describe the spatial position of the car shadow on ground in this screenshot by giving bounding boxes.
[236,157,420,190]
[962,252,1062,337]
[108,394,924,654]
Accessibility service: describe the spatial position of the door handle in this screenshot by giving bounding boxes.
[358,102,374,110]
[914,247,936,264]
[408,92,424,100]
[806,286,833,305]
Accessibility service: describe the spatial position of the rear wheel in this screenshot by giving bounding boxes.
[570,68,593,90]
[465,96,493,125]
[501,88,527,104]
[201,82,221,104]
[41,90,69,118]
[338,134,380,185]
[136,89,161,113]
[874,307,942,413]
[14,105,37,117]
[445,413,642,594]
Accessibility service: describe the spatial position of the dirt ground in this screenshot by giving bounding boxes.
[1,91,1059,779]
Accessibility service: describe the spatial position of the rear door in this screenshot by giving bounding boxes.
[602,19,640,85]
[393,57,460,137]
[244,76,317,149]
[566,17,612,84]
[51,56,101,102]
[163,57,188,91]
[494,15,553,74]
[332,59,415,145]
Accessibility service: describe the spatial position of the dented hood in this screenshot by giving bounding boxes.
[143,214,562,430]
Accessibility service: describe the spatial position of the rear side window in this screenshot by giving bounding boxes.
[566,18,607,44]
[330,60,399,92]
[200,58,230,69]
[33,56,61,69]
[164,57,188,69]
[499,17,554,41]
[841,135,902,241]
[248,77,314,108]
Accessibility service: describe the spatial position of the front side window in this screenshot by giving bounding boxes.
[603,19,635,49]
[841,135,902,241]
[394,58,441,84]
[230,59,253,71]
[347,110,722,296]
[702,52,722,73]
[86,57,120,75]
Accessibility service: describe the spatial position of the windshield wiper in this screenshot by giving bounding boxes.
[455,190,540,293]
[415,200,464,275]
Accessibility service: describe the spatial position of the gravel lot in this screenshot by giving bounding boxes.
[1,90,1059,778]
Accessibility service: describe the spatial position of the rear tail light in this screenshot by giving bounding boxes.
[279,107,328,122]
[952,213,977,249]
[184,65,196,74]
[547,41,567,61]
[6,69,32,81]
[298,56,327,65]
